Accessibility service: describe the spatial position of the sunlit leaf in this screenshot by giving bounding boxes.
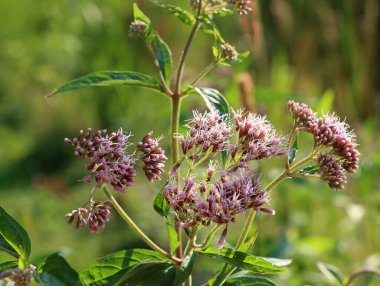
[156,35,173,84]
[80,249,168,285]
[0,261,18,272]
[199,247,285,274]
[33,253,81,286]
[299,165,320,175]
[47,71,164,97]
[151,1,195,25]
[187,87,230,117]
[153,181,170,218]
[317,262,345,285]
[133,3,151,26]
[0,207,31,267]
[173,251,196,285]
[224,272,277,286]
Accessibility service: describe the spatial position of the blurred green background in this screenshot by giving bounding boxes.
[0,0,379,285]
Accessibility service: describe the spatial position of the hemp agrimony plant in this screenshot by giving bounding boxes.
[0,1,366,286]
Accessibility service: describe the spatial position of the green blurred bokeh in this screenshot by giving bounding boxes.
[0,0,379,285]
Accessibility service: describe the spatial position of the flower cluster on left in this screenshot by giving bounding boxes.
[64,128,167,233]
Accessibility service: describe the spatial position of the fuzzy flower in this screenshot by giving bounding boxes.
[137,132,168,182]
[129,20,148,37]
[66,208,89,230]
[233,110,287,161]
[287,100,318,133]
[11,269,33,286]
[177,110,230,155]
[220,43,238,61]
[65,128,137,192]
[229,0,252,15]
[88,201,112,233]
[317,153,347,190]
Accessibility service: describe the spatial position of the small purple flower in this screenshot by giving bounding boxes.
[317,153,347,190]
[137,131,168,182]
[88,201,112,233]
[177,110,230,155]
[229,0,252,15]
[66,208,89,230]
[287,100,318,133]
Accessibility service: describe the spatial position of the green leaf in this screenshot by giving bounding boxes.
[151,1,196,25]
[288,131,299,165]
[317,262,345,285]
[0,207,31,266]
[224,272,277,286]
[199,247,285,274]
[238,231,258,253]
[187,87,230,117]
[156,35,173,84]
[133,3,151,26]
[153,181,170,218]
[299,165,320,175]
[80,249,168,285]
[173,252,196,285]
[47,71,164,97]
[119,261,176,286]
[166,221,179,256]
[33,253,81,286]
[0,261,18,272]
[199,16,224,43]
[258,257,292,267]
[0,236,17,258]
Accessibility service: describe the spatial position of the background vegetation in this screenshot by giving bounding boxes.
[0,0,379,285]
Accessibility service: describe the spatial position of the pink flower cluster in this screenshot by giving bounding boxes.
[229,0,252,15]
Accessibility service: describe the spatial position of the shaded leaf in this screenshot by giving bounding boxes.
[173,252,196,285]
[0,261,18,272]
[33,253,81,286]
[187,87,230,117]
[317,262,345,285]
[156,35,173,84]
[166,221,179,256]
[224,272,277,286]
[151,1,195,25]
[300,165,320,175]
[199,247,285,274]
[0,207,31,266]
[80,249,168,285]
[288,131,299,165]
[119,261,176,286]
[48,71,164,97]
[153,181,170,218]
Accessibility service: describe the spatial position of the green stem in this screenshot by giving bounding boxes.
[205,3,229,14]
[103,187,181,264]
[189,60,218,88]
[286,125,297,170]
[201,224,223,250]
[345,268,380,286]
[0,246,18,258]
[174,0,202,95]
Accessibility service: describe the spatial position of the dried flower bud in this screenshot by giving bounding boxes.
[229,0,252,15]
[129,20,148,37]
[137,132,168,182]
[11,269,32,286]
[220,43,238,61]
[317,153,347,190]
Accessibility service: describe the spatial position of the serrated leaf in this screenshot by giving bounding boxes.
[199,247,285,274]
[47,71,164,97]
[119,261,176,286]
[299,165,320,175]
[151,1,195,25]
[33,253,81,286]
[288,131,299,165]
[317,262,345,285]
[156,35,173,84]
[79,249,168,285]
[187,87,230,117]
[173,252,196,285]
[153,181,170,218]
[0,207,31,266]
[166,221,179,256]
[0,261,18,272]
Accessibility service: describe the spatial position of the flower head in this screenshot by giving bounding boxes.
[11,269,33,286]
[220,43,238,61]
[129,20,148,37]
[137,131,168,182]
[287,100,318,133]
[88,201,112,233]
[229,0,252,15]
[177,110,230,155]
[317,153,347,190]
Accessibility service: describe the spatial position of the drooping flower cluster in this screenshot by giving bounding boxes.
[233,110,287,161]
[65,128,136,193]
[177,110,230,155]
[288,100,360,189]
[66,200,112,233]
[163,168,273,228]
[137,132,168,182]
[229,0,252,15]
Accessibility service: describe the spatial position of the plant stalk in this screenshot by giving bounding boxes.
[103,187,181,264]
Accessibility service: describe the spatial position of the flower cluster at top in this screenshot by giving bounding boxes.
[64,129,167,232]
[190,0,252,16]
[165,110,283,230]
[288,100,360,189]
